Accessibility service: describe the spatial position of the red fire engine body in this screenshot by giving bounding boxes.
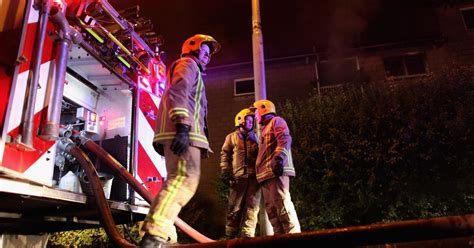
[0,0,171,242]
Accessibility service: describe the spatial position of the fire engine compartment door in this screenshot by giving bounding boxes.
[63,44,134,201]
[66,44,133,139]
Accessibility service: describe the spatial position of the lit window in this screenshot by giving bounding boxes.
[234,78,254,96]
[383,53,427,78]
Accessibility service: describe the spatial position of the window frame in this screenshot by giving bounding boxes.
[382,52,428,79]
[234,77,255,96]
[460,7,474,31]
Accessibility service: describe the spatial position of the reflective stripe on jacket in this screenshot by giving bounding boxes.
[256,116,295,183]
[220,130,258,178]
[153,56,211,156]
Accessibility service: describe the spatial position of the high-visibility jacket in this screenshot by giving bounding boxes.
[153,56,211,157]
[256,116,296,182]
[220,130,259,178]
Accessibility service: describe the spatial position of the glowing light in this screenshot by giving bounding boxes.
[89,112,97,122]
[99,116,106,125]
[117,55,131,68]
[158,63,166,81]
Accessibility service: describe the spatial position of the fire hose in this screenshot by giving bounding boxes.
[79,138,214,243]
[68,145,137,247]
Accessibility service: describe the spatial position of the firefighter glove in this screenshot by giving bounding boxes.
[272,156,284,177]
[221,173,235,187]
[171,123,191,155]
[152,141,164,156]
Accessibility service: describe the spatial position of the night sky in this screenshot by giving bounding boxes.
[108,0,440,67]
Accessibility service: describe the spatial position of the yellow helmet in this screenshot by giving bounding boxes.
[252,99,276,116]
[181,34,221,56]
[234,108,254,127]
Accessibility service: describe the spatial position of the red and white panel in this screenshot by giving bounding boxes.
[0,2,56,186]
[136,89,166,197]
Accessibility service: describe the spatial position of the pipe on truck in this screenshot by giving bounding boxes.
[21,0,51,148]
[40,0,83,140]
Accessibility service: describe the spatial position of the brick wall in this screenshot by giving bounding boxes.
[203,57,317,190]
[196,58,318,235]
[435,2,474,66]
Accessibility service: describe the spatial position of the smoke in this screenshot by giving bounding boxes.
[326,0,382,56]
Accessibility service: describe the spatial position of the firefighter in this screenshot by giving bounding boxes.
[140,34,220,247]
[220,108,261,238]
[250,99,301,234]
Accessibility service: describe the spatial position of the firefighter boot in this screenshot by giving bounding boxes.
[140,234,168,248]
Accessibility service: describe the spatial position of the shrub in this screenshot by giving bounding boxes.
[47,223,141,247]
[279,66,474,231]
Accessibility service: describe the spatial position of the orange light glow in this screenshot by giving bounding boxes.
[89,111,97,122]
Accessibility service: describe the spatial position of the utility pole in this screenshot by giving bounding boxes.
[252,0,266,101]
[252,0,273,236]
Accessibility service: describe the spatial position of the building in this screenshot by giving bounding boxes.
[193,0,474,236]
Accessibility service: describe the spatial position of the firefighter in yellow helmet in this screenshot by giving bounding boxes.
[250,99,301,234]
[219,108,261,238]
[140,34,220,247]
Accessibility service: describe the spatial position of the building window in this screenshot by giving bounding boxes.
[234,77,254,96]
[317,57,359,86]
[461,7,474,30]
[383,53,427,78]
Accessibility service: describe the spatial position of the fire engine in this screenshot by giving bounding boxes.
[0,0,210,246]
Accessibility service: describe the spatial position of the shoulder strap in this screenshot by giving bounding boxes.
[168,57,200,85]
